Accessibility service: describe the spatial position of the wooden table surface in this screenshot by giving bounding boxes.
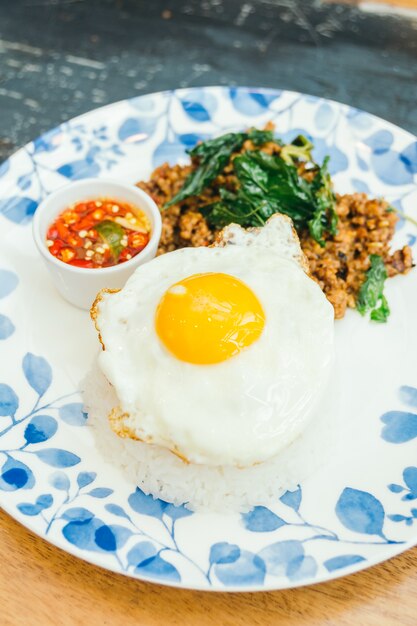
[1,507,417,626]
[1,2,417,625]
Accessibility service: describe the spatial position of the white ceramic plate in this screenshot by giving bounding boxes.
[0,87,417,591]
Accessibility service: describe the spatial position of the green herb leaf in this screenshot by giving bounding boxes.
[247,128,276,146]
[202,150,337,245]
[370,294,390,323]
[165,132,247,207]
[96,220,125,261]
[308,156,337,246]
[280,135,314,165]
[357,254,390,322]
[165,130,275,208]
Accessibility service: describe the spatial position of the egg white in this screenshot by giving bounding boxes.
[96,232,334,467]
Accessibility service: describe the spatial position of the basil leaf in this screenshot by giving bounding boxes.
[357,255,390,322]
[165,130,275,208]
[307,157,337,246]
[96,220,124,261]
[164,129,338,246]
[165,133,245,207]
[247,128,276,146]
[370,295,390,323]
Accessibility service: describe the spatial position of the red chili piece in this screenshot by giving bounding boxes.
[46,198,151,269]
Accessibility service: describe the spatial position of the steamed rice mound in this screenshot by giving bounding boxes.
[83,365,339,513]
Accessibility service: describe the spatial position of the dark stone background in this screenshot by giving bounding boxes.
[0,0,416,163]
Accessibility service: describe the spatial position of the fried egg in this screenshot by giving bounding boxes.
[92,214,334,467]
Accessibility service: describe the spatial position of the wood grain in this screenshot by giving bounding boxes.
[326,0,417,7]
[1,508,417,626]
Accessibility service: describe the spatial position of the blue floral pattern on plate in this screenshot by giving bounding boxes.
[0,87,416,591]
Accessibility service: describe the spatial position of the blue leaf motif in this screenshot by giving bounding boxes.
[0,197,38,224]
[163,502,193,521]
[381,411,417,443]
[49,471,70,491]
[87,487,113,498]
[180,100,211,122]
[0,456,34,491]
[347,109,373,132]
[365,130,393,153]
[128,487,167,518]
[178,133,210,149]
[388,514,409,523]
[287,555,317,582]
[59,403,87,426]
[209,542,240,565]
[399,386,417,409]
[214,550,266,586]
[400,142,417,174]
[118,117,156,142]
[403,467,417,496]
[280,487,302,512]
[36,493,53,509]
[22,353,52,397]
[17,174,32,191]
[24,415,58,444]
[136,554,181,582]
[0,314,15,340]
[34,449,80,468]
[250,92,280,108]
[388,483,404,493]
[62,507,94,522]
[351,178,370,194]
[77,471,96,488]
[94,524,117,551]
[62,518,103,551]
[312,139,348,175]
[336,488,385,537]
[153,140,186,168]
[324,554,366,572]
[372,151,413,186]
[32,127,62,154]
[107,524,133,548]
[17,503,41,516]
[258,540,304,576]
[127,541,158,567]
[357,154,369,172]
[314,102,334,130]
[242,506,286,532]
[180,90,217,121]
[0,269,18,299]
[57,160,100,180]
[105,503,130,519]
[229,88,279,115]
[0,383,19,416]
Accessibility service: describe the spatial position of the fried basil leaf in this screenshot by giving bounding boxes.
[357,255,390,322]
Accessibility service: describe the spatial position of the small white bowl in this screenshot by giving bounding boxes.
[33,178,162,310]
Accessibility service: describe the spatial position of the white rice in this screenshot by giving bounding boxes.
[83,364,341,513]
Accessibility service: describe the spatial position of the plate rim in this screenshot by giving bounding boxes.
[0,84,416,592]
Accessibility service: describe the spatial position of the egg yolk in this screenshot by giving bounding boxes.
[155,272,265,365]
